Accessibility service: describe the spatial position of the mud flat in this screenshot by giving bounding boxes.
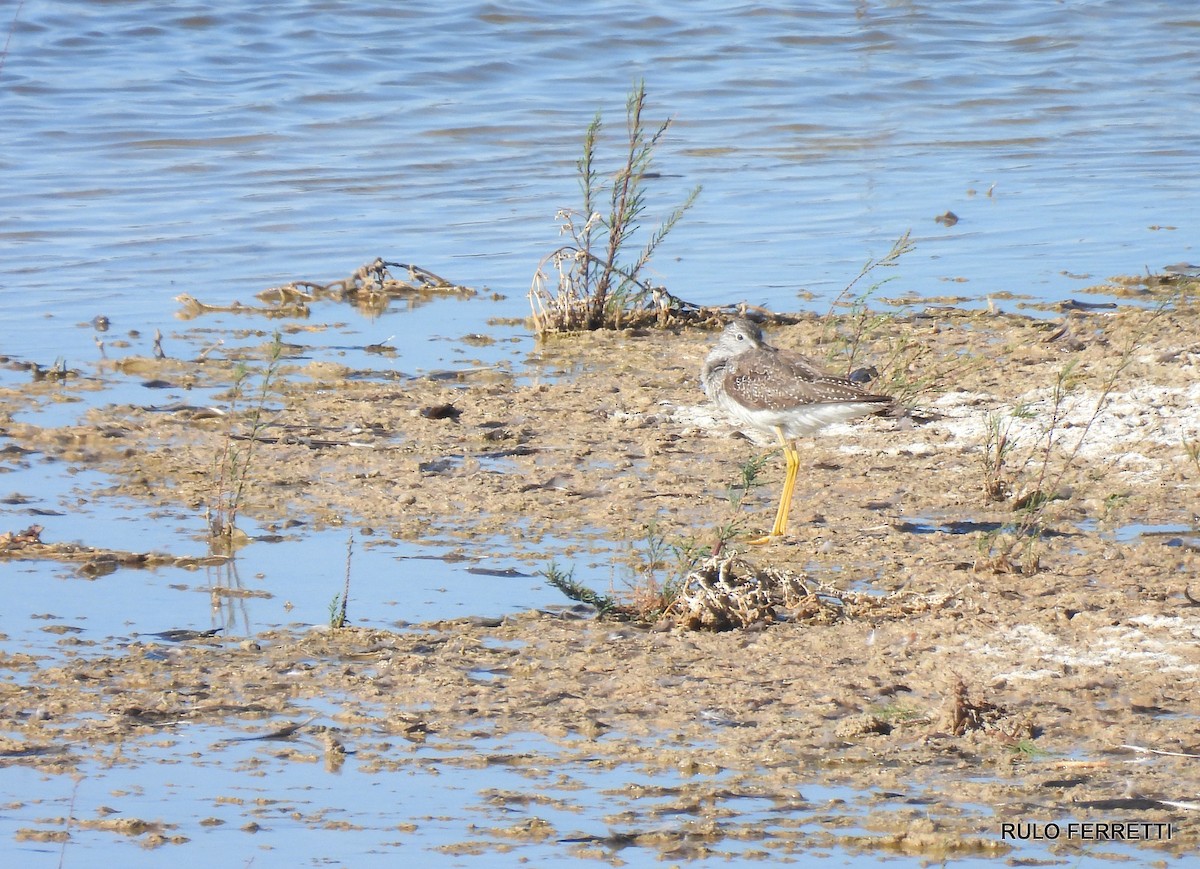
[2,285,1198,861]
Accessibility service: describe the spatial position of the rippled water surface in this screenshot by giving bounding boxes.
[2,2,1198,866]
[3,0,1199,365]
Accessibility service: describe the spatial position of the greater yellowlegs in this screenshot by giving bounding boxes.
[702,317,892,541]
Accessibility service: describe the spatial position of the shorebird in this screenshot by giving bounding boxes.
[702,317,892,541]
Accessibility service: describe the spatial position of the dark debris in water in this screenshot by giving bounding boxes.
[465,566,531,578]
[144,628,225,643]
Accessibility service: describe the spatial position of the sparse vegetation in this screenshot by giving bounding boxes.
[540,561,620,616]
[727,453,771,514]
[206,334,285,546]
[1006,738,1051,759]
[815,231,977,407]
[542,457,772,622]
[626,521,685,618]
[820,231,914,363]
[530,82,701,334]
[981,403,1036,502]
[329,532,353,628]
[977,299,1175,574]
[540,526,692,623]
[712,453,772,552]
[872,703,928,724]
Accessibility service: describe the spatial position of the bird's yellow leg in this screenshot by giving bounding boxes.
[749,432,799,544]
[771,439,800,537]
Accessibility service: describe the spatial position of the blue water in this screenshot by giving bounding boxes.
[2,0,1198,369]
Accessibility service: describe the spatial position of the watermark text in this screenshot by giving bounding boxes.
[1001,821,1173,842]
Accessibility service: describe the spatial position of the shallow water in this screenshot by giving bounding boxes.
[2,707,1178,868]
[2,2,1198,865]
[0,456,604,649]
[0,734,900,867]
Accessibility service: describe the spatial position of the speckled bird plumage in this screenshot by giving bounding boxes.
[702,318,891,440]
[701,317,892,541]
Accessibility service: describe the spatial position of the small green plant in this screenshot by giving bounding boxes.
[1101,492,1131,523]
[1006,738,1051,759]
[728,452,771,512]
[540,561,620,616]
[979,362,1094,573]
[207,333,285,545]
[671,534,713,578]
[328,593,346,628]
[711,452,772,550]
[530,81,701,333]
[329,532,353,628]
[981,403,1036,502]
[639,520,673,576]
[872,331,980,408]
[621,521,703,620]
[872,703,926,724]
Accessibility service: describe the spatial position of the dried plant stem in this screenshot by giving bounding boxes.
[530,81,700,334]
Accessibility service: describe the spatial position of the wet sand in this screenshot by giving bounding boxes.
[2,282,1199,860]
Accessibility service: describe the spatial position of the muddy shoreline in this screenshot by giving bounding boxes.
[2,285,1199,859]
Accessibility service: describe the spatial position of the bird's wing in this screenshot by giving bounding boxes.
[725,348,889,411]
